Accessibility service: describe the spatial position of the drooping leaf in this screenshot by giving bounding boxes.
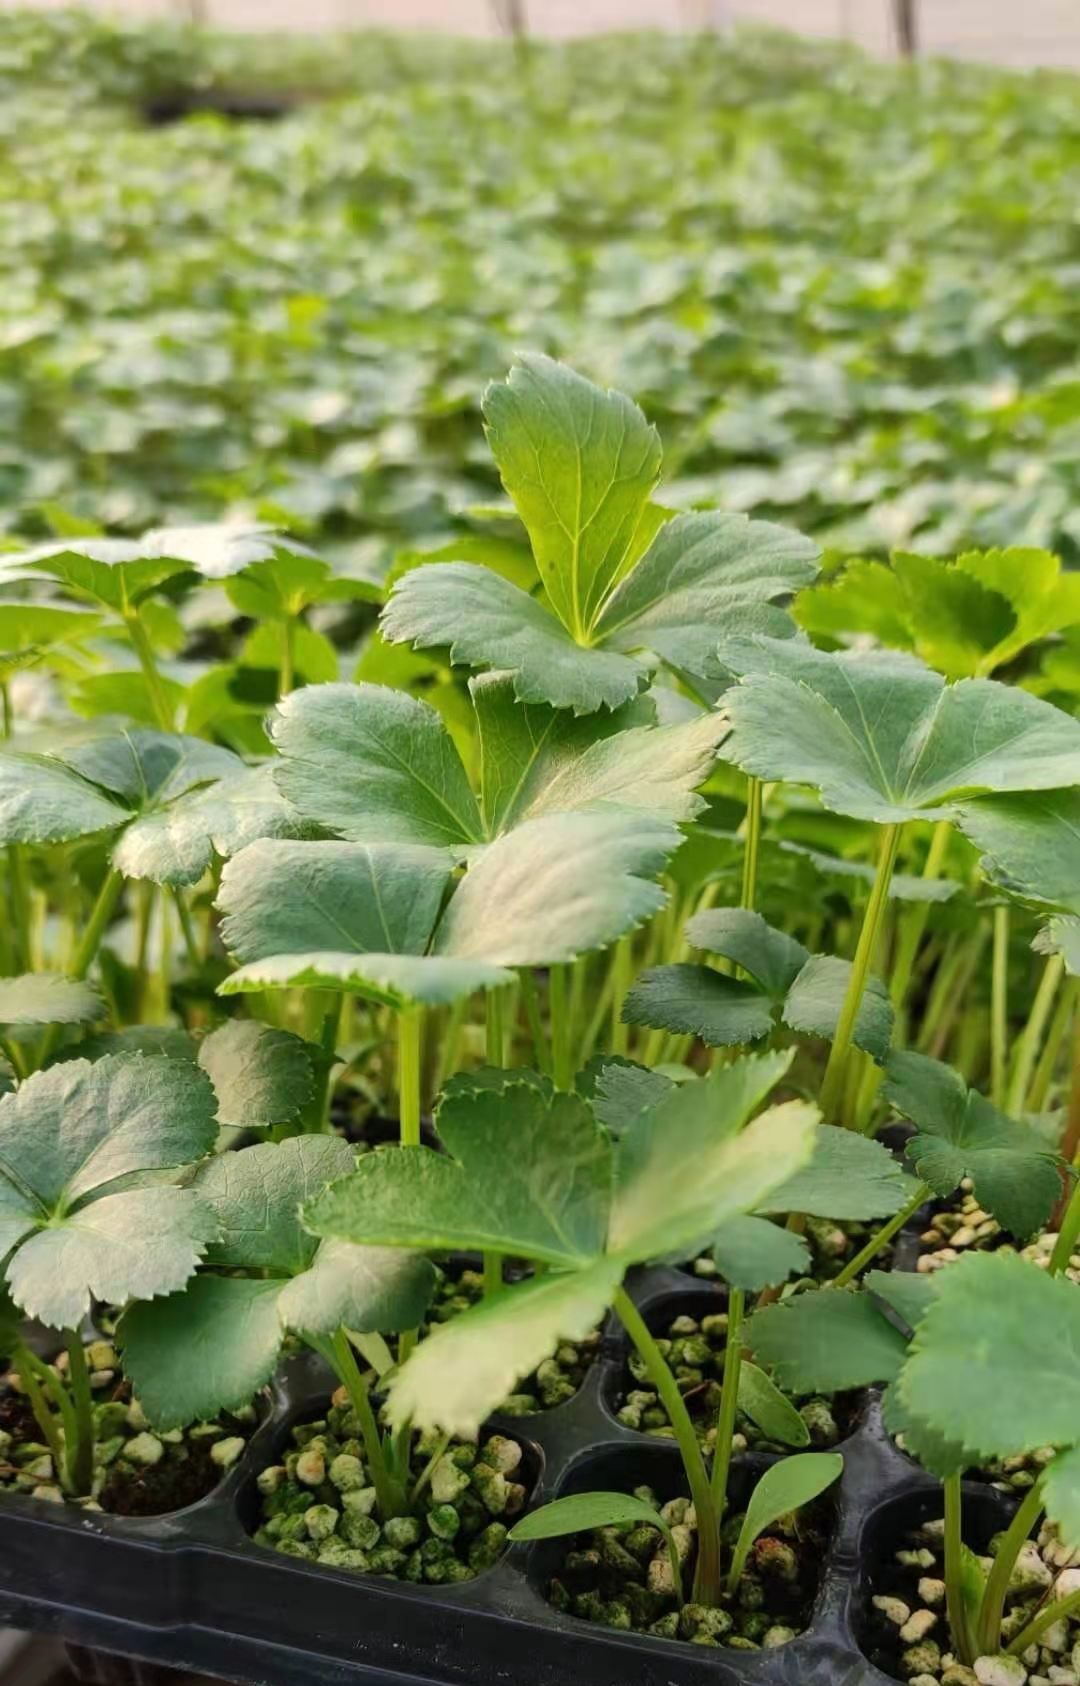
[0,1053,219,1328]
[883,1050,1062,1237]
[0,752,127,844]
[750,1288,911,1393]
[387,1258,624,1436]
[710,1215,810,1291]
[21,524,314,609]
[900,1250,1080,1466]
[727,1454,842,1590]
[717,635,1080,823]
[0,973,102,1027]
[196,1021,315,1131]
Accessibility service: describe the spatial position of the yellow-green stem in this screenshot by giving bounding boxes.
[124,609,174,731]
[819,824,902,1123]
[611,936,632,1057]
[39,868,124,1066]
[740,778,762,912]
[1008,1587,1080,1657]
[830,1183,930,1287]
[549,965,573,1091]
[614,1287,720,1605]
[710,1288,743,1531]
[1049,1174,1080,1276]
[888,820,951,1017]
[328,1329,406,1519]
[991,904,1010,1109]
[943,1473,976,1664]
[976,1477,1044,1655]
[1007,951,1065,1117]
[398,1007,423,1147]
[518,969,550,1075]
[172,889,202,971]
[63,1329,96,1497]
[279,618,295,698]
[486,987,504,1070]
[1029,977,1079,1114]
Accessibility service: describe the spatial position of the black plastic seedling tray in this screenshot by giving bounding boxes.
[0,1253,1009,1686]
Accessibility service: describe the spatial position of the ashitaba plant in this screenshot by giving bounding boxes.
[3,352,1080,1678]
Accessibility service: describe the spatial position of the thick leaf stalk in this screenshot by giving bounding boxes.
[943,1473,977,1665]
[829,1183,930,1289]
[1007,950,1066,1117]
[614,1287,721,1605]
[63,1329,96,1497]
[709,1286,744,1525]
[975,1477,1044,1655]
[819,823,902,1125]
[990,905,1010,1109]
[740,778,763,913]
[328,1329,408,1520]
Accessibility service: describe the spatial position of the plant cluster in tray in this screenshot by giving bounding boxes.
[4,353,1080,1686]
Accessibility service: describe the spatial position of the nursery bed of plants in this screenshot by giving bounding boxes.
[6,13,1080,1686]
[3,345,1080,1686]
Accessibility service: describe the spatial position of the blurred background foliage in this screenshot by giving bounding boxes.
[4,9,1080,583]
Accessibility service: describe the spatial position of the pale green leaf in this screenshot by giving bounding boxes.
[737,1362,810,1447]
[718,635,1080,823]
[305,1074,611,1269]
[197,1022,315,1131]
[471,673,723,833]
[728,1454,842,1589]
[115,764,306,887]
[277,1237,435,1338]
[387,1258,624,1437]
[610,1051,818,1261]
[8,1186,217,1330]
[433,810,679,967]
[957,789,1080,914]
[759,1127,918,1219]
[271,681,482,849]
[593,509,818,682]
[0,752,127,844]
[483,353,661,638]
[0,973,102,1027]
[383,561,647,713]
